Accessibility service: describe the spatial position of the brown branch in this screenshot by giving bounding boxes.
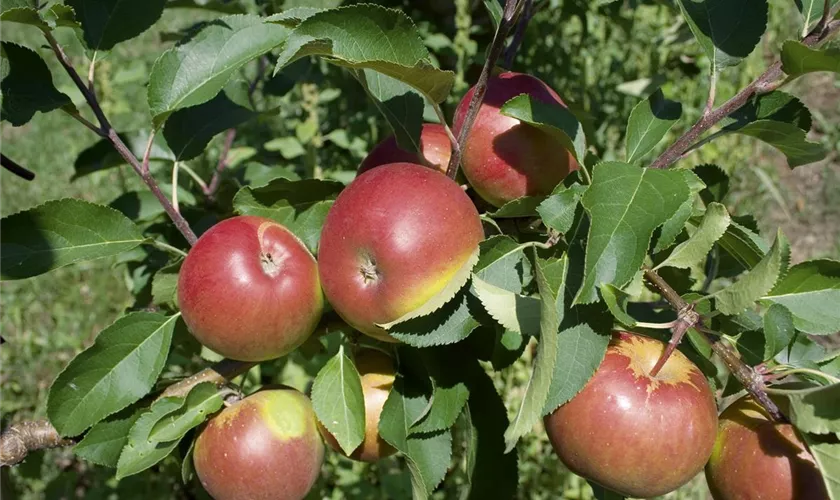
[0,420,72,466]
[648,17,840,170]
[43,31,198,246]
[159,358,255,400]
[446,0,524,180]
[643,267,785,421]
[1,154,35,181]
[205,129,237,200]
[503,0,533,68]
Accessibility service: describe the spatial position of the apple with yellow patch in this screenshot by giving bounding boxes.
[317,348,397,462]
[544,331,718,498]
[706,396,829,500]
[317,162,484,341]
[193,388,324,500]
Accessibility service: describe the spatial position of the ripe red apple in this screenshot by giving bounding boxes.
[177,215,323,361]
[358,123,452,176]
[544,331,718,498]
[453,71,579,207]
[317,348,397,462]
[193,388,325,500]
[705,396,829,500]
[317,162,484,341]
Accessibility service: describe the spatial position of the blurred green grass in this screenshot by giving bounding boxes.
[1,2,838,499]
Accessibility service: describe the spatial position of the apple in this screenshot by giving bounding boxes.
[358,123,452,176]
[544,331,718,498]
[193,388,325,500]
[453,71,579,207]
[317,162,484,341]
[177,215,324,361]
[317,348,397,462]
[705,396,829,500]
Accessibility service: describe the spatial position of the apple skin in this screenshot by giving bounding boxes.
[358,124,452,176]
[544,331,718,498]
[705,396,829,500]
[177,215,324,361]
[193,388,325,500]
[317,349,397,462]
[453,71,579,207]
[317,162,484,341]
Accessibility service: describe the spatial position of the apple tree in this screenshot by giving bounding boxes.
[1,0,840,499]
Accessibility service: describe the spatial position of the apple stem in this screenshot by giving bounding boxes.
[648,308,695,377]
[643,267,787,422]
[445,0,525,180]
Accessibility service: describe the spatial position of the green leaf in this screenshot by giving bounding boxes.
[471,276,540,335]
[781,40,840,78]
[473,236,531,293]
[724,91,812,132]
[576,162,691,304]
[805,436,840,499]
[47,313,178,437]
[116,397,184,479]
[715,231,787,316]
[654,169,705,253]
[499,94,586,164]
[504,254,568,452]
[411,349,470,434]
[73,409,142,467]
[353,69,424,152]
[311,347,366,456]
[676,0,768,73]
[656,202,730,270]
[66,0,165,50]
[460,362,518,500]
[110,187,195,222]
[764,259,840,335]
[600,284,637,327]
[735,120,826,168]
[782,383,840,434]
[487,195,545,219]
[0,42,72,127]
[273,5,454,104]
[695,164,730,204]
[232,178,343,254]
[537,183,587,235]
[151,260,181,309]
[542,323,610,415]
[0,4,77,31]
[625,88,682,163]
[72,130,174,180]
[762,303,795,361]
[379,248,479,330]
[264,136,306,160]
[482,0,503,30]
[379,375,452,499]
[717,219,769,270]
[1,199,144,280]
[148,383,223,443]
[163,92,256,161]
[148,15,290,127]
[388,287,481,347]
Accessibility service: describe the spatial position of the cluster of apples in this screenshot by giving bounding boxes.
[175,73,826,500]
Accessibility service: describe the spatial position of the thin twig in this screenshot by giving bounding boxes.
[43,31,198,246]
[815,0,833,37]
[446,0,524,180]
[1,154,35,181]
[643,267,785,421]
[179,163,210,192]
[62,108,105,137]
[147,239,188,258]
[649,18,840,170]
[205,129,236,199]
[504,0,533,68]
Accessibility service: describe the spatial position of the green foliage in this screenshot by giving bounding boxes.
[0,42,72,126]
[311,347,366,456]
[625,89,683,164]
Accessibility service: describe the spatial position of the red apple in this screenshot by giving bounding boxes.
[544,331,718,498]
[358,123,452,176]
[193,388,324,500]
[317,162,484,341]
[177,215,323,361]
[453,71,579,207]
[317,348,397,462]
[705,396,829,500]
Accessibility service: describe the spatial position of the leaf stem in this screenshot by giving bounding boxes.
[147,239,188,258]
[43,31,198,246]
[172,161,181,213]
[62,108,105,137]
[648,16,840,170]
[445,0,524,180]
[770,366,840,385]
[635,320,678,330]
[503,0,533,68]
[432,101,461,168]
[178,163,209,192]
[642,267,785,421]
